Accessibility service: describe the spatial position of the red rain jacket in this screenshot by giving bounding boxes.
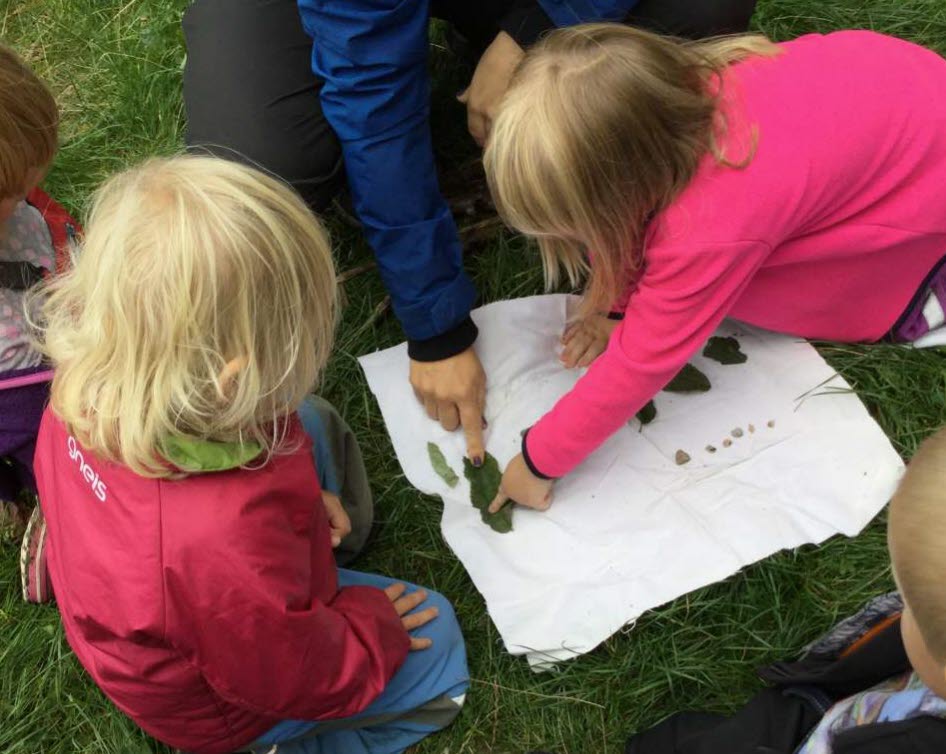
[33,411,410,754]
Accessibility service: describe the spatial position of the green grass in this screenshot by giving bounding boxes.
[2,1,946,752]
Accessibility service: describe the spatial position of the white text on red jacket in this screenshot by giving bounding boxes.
[67,435,108,502]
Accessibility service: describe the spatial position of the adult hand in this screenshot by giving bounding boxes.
[384,583,439,651]
[488,453,554,514]
[322,491,351,548]
[410,347,487,463]
[560,315,619,369]
[457,30,524,147]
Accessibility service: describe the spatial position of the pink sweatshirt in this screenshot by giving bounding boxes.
[525,31,946,479]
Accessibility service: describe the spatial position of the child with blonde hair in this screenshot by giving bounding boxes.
[0,44,77,541]
[30,155,467,754]
[622,428,946,753]
[482,25,946,510]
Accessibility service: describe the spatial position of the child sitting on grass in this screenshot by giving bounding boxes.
[481,25,946,511]
[0,44,76,543]
[30,155,468,754]
[624,427,946,753]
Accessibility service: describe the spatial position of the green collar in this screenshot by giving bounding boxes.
[161,435,263,473]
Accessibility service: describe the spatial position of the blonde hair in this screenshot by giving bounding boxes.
[889,428,946,662]
[484,24,779,316]
[0,44,58,197]
[35,155,338,477]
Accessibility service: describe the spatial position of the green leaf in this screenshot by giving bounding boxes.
[664,363,711,393]
[463,453,513,534]
[703,336,747,365]
[427,442,459,488]
[636,400,657,425]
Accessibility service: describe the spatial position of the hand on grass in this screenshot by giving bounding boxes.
[458,31,524,147]
[384,583,439,651]
[489,453,554,514]
[322,491,351,549]
[410,347,487,464]
[560,315,619,369]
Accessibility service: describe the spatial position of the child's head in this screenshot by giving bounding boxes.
[38,155,337,477]
[889,427,946,698]
[483,24,777,315]
[0,45,58,225]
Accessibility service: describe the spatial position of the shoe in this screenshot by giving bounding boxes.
[20,504,52,604]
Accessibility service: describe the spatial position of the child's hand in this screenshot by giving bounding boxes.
[384,584,439,651]
[322,491,351,549]
[488,453,554,513]
[560,315,619,369]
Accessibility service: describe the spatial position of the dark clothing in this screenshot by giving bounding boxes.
[0,366,50,499]
[625,594,946,754]
[182,0,757,359]
[0,188,77,500]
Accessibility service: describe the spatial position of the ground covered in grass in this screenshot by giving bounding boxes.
[2,1,946,752]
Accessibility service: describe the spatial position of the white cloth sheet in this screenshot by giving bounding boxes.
[359,295,904,667]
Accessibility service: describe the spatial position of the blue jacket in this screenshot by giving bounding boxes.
[296,0,639,357]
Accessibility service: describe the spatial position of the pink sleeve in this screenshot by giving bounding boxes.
[525,240,772,478]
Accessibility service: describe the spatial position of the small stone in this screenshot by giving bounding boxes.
[767,419,776,428]
[731,427,744,438]
[748,423,755,434]
[723,438,733,448]
[706,445,717,453]
[675,450,691,465]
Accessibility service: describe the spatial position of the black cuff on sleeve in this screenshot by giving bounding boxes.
[521,428,556,480]
[407,316,479,362]
[499,0,556,48]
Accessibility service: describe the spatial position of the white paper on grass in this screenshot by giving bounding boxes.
[359,295,904,667]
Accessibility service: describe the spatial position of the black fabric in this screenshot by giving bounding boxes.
[431,0,524,55]
[407,315,479,362]
[626,0,759,40]
[834,717,946,754]
[499,0,556,48]
[625,690,821,754]
[182,0,344,211]
[758,617,911,699]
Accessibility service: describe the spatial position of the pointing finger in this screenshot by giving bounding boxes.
[460,401,485,466]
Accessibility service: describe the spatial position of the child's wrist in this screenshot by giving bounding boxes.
[521,429,556,481]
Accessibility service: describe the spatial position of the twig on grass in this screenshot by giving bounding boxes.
[352,295,391,337]
[336,261,377,284]
[460,216,505,246]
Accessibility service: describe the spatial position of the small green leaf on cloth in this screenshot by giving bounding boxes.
[636,400,657,425]
[703,336,747,365]
[427,442,459,488]
[463,453,513,534]
[663,363,711,393]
